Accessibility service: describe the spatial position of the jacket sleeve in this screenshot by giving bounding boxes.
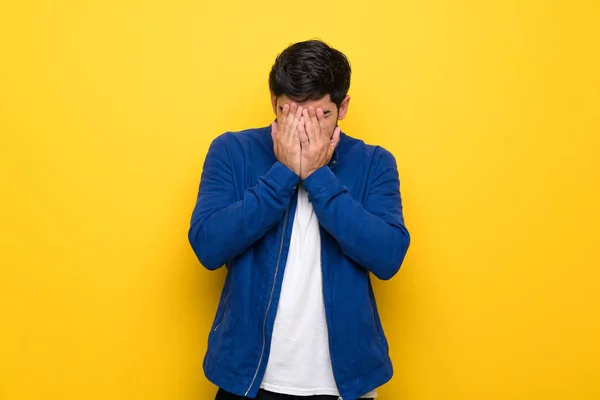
[188,134,300,270]
[302,147,410,280]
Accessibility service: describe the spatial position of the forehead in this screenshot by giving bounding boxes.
[277,94,334,109]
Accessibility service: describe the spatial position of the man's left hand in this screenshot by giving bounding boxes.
[298,106,341,180]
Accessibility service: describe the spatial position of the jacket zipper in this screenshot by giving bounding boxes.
[213,261,233,332]
[244,208,289,396]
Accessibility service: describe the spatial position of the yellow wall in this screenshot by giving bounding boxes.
[1,1,599,399]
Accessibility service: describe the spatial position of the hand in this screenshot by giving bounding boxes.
[298,106,341,180]
[271,103,303,176]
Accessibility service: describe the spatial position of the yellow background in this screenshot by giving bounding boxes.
[1,0,599,399]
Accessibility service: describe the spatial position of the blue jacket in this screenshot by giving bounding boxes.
[188,125,410,399]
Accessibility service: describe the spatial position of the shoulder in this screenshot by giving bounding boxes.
[338,132,396,168]
[210,126,272,153]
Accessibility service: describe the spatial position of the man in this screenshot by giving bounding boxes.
[188,40,410,400]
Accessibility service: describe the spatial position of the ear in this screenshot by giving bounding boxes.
[337,95,351,120]
[270,92,278,116]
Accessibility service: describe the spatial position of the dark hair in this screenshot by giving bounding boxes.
[269,39,351,109]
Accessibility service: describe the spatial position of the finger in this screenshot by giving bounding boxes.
[308,106,320,139]
[292,114,302,141]
[298,116,309,147]
[330,126,341,148]
[286,103,298,131]
[280,104,290,131]
[287,103,298,124]
[271,121,278,139]
[284,103,295,134]
[316,108,328,138]
[289,105,303,142]
[303,109,315,144]
[282,103,290,119]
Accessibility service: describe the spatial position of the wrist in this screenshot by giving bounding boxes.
[302,165,337,196]
[276,157,300,177]
[270,161,301,189]
[301,170,314,180]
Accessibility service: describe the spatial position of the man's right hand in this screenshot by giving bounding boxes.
[271,103,303,176]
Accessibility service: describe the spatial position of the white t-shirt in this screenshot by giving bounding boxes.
[260,185,377,399]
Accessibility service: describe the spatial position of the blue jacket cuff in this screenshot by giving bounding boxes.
[267,161,300,193]
[302,166,338,197]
